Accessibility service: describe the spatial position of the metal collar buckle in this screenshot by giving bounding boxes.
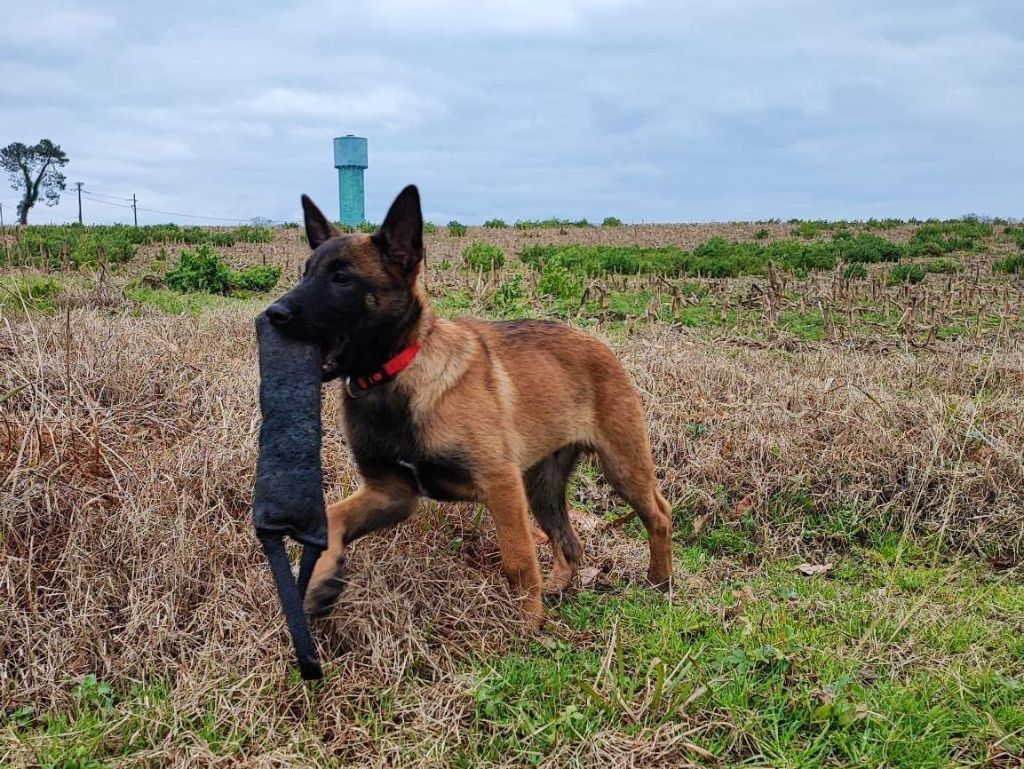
[344,376,368,399]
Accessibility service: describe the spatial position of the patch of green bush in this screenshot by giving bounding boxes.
[166,246,234,293]
[843,263,868,280]
[522,236,846,278]
[448,220,467,237]
[924,258,963,274]
[464,242,505,270]
[514,218,592,229]
[994,253,1024,274]
[537,256,583,301]
[889,263,926,285]
[763,240,838,272]
[601,216,623,227]
[840,234,903,264]
[490,273,529,317]
[520,244,685,276]
[483,219,508,229]
[791,221,826,239]
[165,246,281,295]
[2,224,275,269]
[906,219,992,256]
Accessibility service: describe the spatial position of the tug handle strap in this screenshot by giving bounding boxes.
[252,313,328,680]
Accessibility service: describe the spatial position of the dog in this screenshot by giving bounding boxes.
[265,185,673,628]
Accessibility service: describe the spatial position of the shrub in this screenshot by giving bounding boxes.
[464,242,505,270]
[764,241,837,273]
[602,216,623,227]
[906,219,992,256]
[1,224,277,269]
[924,258,962,274]
[515,218,592,229]
[537,257,583,301]
[687,238,765,277]
[165,246,281,294]
[166,246,235,294]
[234,264,282,292]
[521,244,684,275]
[423,221,438,235]
[754,228,770,240]
[483,218,508,229]
[490,273,529,316]
[448,220,467,237]
[994,253,1024,274]
[864,218,904,229]
[889,263,926,285]
[791,221,826,239]
[843,263,868,279]
[841,234,903,263]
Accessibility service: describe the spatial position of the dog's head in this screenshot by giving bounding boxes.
[265,185,424,382]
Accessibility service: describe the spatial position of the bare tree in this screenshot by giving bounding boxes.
[1,139,69,225]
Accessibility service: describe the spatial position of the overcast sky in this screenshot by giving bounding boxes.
[2,0,1022,225]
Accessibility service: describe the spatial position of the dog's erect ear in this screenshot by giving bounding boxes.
[301,195,340,250]
[374,185,423,273]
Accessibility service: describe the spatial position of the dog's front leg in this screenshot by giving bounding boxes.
[483,464,544,630]
[305,483,417,615]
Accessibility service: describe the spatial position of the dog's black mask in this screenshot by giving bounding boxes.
[265,186,424,382]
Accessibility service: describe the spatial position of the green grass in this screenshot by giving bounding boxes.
[456,552,1023,767]
[0,274,63,313]
[124,285,251,314]
[14,549,1015,768]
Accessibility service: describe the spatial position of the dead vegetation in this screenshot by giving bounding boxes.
[1,221,1023,766]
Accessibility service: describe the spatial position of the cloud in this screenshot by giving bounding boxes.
[0,5,115,48]
[1,0,1022,225]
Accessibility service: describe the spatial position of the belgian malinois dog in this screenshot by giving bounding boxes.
[266,185,673,628]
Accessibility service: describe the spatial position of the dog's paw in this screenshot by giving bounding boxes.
[646,568,673,592]
[304,555,348,617]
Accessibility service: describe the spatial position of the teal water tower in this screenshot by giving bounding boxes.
[334,135,368,226]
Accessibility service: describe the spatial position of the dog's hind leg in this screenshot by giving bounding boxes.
[524,445,584,594]
[305,482,417,616]
[594,407,674,588]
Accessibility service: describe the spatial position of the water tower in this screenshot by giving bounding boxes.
[333,135,368,226]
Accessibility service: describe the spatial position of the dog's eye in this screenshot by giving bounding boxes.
[333,272,353,287]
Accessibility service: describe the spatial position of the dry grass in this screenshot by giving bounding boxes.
[2,222,1023,766]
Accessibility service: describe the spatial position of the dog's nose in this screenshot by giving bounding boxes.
[265,303,293,326]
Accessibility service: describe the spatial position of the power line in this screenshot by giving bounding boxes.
[81,187,279,222]
[82,189,133,204]
[83,196,134,210]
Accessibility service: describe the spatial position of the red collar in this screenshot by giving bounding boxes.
[346,341,421,394]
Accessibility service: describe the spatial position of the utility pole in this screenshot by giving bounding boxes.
[132,194,138,227]
[75,182,83,225]
[0,202,4,227]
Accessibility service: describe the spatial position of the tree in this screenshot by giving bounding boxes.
[1,139,69,225]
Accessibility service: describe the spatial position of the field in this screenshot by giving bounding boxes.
[2,217,1023,768]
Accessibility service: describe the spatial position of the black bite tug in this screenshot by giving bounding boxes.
[252,312,327,680]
